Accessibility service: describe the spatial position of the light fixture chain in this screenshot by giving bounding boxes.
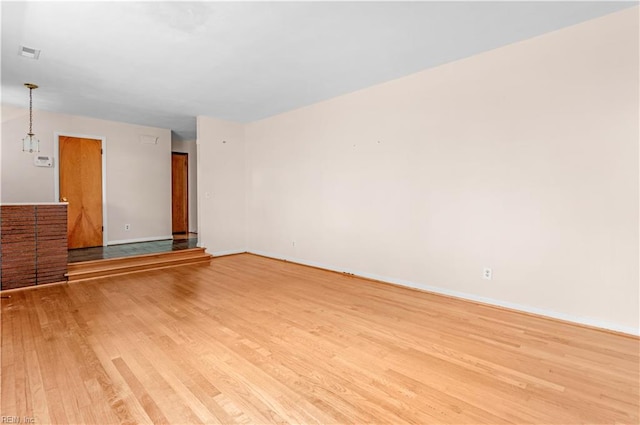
[29,86,33,134]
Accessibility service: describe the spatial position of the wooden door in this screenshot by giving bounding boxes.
[59,136,103,248]
[172,152,188,234]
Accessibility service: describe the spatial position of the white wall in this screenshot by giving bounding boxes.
[1,106,172,244]
[196,116,246,255]
[234,8,637,334]
[171,138,198,233]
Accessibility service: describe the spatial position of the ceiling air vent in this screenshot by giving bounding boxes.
[18,46,41,60]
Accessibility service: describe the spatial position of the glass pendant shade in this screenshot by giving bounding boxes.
[22,133,40,153]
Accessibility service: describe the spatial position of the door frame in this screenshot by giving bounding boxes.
[171,151,189,234]
[54,132,108,247]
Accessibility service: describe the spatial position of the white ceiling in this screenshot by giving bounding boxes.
[1,1,635,141]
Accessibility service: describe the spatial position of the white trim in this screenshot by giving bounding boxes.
[209,249,246,257]
[54,132,108,246]
[195,123,202,244]
[1,202,68,206]
[249,250,640,337]
[108,235,173,245]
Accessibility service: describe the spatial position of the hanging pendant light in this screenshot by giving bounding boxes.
[22,83,40,153]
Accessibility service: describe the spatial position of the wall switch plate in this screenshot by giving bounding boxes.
[483,267,492,280]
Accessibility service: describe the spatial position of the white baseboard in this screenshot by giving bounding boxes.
[209,249,247,257]
[249,250,639,337]
[108,235,173,245]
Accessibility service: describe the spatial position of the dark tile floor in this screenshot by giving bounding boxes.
[68,235,198,263]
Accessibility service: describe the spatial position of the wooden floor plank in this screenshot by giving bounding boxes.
[1,253,638,424]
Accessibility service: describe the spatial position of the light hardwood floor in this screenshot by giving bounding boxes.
[1,253,638,424]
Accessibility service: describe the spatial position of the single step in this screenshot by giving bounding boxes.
[65,248,213,282]
[67,247,210,271]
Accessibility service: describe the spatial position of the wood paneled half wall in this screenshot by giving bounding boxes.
[0,203,68,290]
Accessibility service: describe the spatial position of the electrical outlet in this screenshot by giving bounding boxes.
[125,224,131,231]
[483,267,492,280]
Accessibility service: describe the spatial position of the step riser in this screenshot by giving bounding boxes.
[66,249,213,282]
[68,248,208,271]
[67,258,212,282]
[66,255,212,279]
